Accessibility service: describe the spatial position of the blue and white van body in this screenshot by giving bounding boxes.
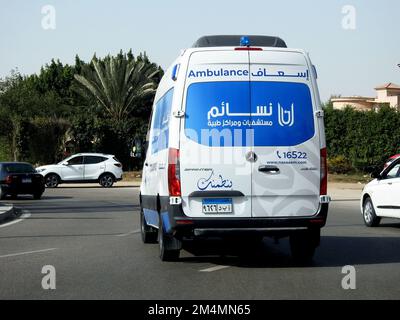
[140,35,330,261]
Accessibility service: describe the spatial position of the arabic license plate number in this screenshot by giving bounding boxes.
[202,198,232,214]
[22,178,32,183]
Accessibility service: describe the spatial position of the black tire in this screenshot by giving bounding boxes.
[140,207,157,243]
[99,173,114,188]
[45,173,60,188]
[0,188,6,200]
[33,193,42,200]
[290,229,320,262]
[158,217,181,261]
[363,197,381,227]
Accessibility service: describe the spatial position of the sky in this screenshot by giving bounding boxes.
[0,0,399,102]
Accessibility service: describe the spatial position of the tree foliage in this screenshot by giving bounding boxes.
[0,51,162,170]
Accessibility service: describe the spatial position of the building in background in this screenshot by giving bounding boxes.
[331,83,400,111]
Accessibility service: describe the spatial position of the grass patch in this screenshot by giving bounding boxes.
[328,172,372,184]
[123,171,142,181]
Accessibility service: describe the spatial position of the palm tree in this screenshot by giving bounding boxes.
[74,51,159,123]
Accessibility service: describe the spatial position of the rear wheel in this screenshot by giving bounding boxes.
[99,173,114,188]
[45,174,59,188]
[140,207,157,243]
[158,217,181,261]
[363,197,380,227]
[290,229,320,262]
[0,188,6,200]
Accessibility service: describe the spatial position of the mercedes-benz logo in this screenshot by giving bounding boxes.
[245,151,257,162]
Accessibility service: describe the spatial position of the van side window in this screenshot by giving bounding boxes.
[150,88,174,154]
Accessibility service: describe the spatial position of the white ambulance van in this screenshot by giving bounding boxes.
[140,35,330,261]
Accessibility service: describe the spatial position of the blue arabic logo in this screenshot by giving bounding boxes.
[197,170,233,191]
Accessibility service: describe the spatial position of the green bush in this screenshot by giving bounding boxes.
[327,155,353,174]
[324,105,400,172]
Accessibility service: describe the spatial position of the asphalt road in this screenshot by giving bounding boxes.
[1,186,400,299]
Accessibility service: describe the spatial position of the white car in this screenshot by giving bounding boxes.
[36,153,123,188]
[140,35,330,261]
[361,157,400,226]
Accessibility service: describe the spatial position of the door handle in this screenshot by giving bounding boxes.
[144,162,149,166]
[258,165,280,174]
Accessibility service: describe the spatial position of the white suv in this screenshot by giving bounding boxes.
[361,157,400,226]
[36,153,123,188]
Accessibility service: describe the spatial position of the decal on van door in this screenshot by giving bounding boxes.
[184,81,314,147]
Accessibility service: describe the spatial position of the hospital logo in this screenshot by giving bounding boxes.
[278,103,295,127]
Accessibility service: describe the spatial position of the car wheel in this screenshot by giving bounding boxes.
[363,197,381,227]
[140,207,157,243]
[99,173,114,188]
[158,217,181,261]
[290,229,320,263]
[0,188,6,200]
[33,193,42,200]
[45,174,59,188]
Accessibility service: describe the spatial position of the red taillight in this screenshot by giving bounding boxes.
[320,148,328,195]
[175,219,194,225]
[5,175,13,184]
[234,47,263,51]
[168,148,181,196]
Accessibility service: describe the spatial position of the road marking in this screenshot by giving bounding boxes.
[0,248,57,259]
[199,265,231,272]
[116,229,141,237]
[0,211,31,228]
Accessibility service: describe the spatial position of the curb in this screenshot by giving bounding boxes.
[0,204,15,223]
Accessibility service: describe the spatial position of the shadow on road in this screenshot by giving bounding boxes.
[3,195,74,201]
[179,235,400,268]
[13,204,140,213]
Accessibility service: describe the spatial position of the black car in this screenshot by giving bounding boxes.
[0,162,45,200]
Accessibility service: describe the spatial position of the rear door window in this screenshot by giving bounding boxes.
[84,156,107,164]
[250,81,315,146]
[67,156,84,165]
[184,81,314,147]
[3,163,35,173]
[184,81,250,147]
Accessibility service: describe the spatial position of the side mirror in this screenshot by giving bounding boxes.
[371,170,381,179]
[62,162,69,166]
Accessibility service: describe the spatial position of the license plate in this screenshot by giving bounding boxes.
[202,198,232,214]
[22,178,32,183]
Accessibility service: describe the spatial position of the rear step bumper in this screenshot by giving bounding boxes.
[169,202,329,238]
[140,195,329,238]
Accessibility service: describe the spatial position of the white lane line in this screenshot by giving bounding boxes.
[0,248,57,259]
[116,229,141,237]
[0,211,31,228]
[199,265,231,272]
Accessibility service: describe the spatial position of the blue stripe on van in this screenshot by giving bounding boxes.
[160,211,172,233]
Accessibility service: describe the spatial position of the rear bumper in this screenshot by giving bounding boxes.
[172,204,328,238]
[141,195,329,239]
[1,183,45,195]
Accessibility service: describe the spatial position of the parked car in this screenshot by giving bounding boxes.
[36,153,123,188]
[0,162,45,200]
[383,154,400,169]
[140,35,330,261]
[361,157,400,226]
